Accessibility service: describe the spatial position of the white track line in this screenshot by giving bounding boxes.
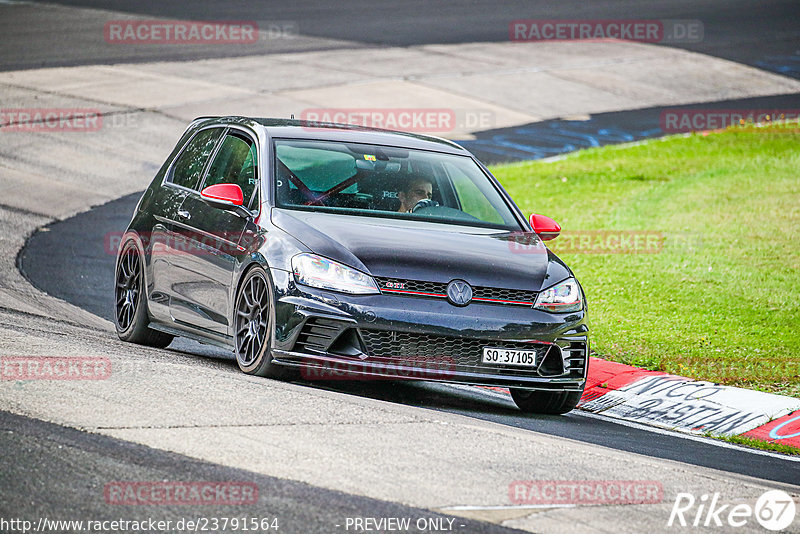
[441,504,576,511]
[443,384,800,463]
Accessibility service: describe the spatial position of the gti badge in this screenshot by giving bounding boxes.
[446,279,473,306]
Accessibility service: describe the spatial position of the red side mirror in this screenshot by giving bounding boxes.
[201,183,244,206]
[529,213,561,241]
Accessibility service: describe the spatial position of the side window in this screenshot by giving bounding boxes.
[445,162,504,225]
[169,128,223,190]
[203,132,259,206]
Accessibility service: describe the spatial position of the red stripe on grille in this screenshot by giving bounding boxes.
[472,297,533,306]
[381,288,446,298]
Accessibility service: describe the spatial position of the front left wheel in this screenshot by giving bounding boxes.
[234,267,291,379]
[114,240,173,348]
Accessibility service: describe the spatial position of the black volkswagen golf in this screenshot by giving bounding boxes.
[115,116,588,414]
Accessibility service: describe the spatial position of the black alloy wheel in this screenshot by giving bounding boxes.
[114,240,173,348]
[234,267,290,378]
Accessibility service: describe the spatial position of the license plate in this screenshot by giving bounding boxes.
[482,347,538,367]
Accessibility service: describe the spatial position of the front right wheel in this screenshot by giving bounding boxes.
[509,388,583,415]
[233,267,291,379]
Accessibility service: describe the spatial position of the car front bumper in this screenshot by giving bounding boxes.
[269,269,588,391]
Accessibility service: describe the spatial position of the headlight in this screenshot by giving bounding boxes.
[292,253,380,295]
[534,277,583,313]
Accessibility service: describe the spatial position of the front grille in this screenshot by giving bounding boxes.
[360,329,565,376]
[377,278,447,296]
[473,286,537,304]
[374,277,536,306]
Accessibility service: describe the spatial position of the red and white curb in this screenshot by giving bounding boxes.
[480,357,800,450]
[578,358,800,447]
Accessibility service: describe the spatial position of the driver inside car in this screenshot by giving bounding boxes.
[397,175,437,213]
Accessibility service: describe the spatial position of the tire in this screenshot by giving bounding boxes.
[510,388,583,415]
[114,240,173,348]
[233,266,292,379]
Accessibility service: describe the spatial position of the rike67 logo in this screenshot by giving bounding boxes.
[668,489,796,531]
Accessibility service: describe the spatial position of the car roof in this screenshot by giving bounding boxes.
[191,116,469,155]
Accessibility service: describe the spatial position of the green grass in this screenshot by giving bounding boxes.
[490,123,800,398]
[708,433,800,456]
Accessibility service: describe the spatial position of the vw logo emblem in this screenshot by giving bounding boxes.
[446,279,473,306]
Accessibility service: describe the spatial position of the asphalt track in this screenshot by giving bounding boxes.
[4,0,800,530]
[4,0,800,77]
[18,194,800,486]
[0,410,518,534]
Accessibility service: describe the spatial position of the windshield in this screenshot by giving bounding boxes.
[273,139,521,230]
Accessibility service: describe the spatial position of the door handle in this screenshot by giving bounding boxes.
[177,209,191,219]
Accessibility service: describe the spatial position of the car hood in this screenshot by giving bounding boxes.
[271,209,570,291]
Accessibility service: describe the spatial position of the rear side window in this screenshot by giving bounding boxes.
[169,128,223,190]
[203,132,259,205]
